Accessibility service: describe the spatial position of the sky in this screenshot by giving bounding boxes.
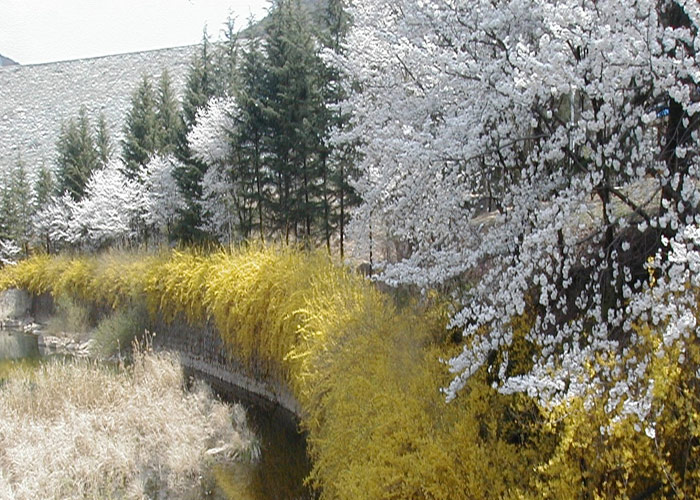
[0,0,269,65]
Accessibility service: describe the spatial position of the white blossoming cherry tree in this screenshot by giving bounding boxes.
[33,192,77,251]
[32,157,184,251]
[187,96,242,243]
[69,160,146,249]
[141,155,187,240]
[335,0,700,424]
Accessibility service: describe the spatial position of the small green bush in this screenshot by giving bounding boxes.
[92,303,149,358]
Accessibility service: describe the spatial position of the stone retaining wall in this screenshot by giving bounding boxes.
[149,315,302,417]
[0,288,31,320]
[0,289,301,418]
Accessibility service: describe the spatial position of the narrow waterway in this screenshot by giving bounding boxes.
[0,328,39,360]
[0,327,314,500]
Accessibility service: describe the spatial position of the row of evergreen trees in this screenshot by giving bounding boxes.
[0,153,55,261]
[0,107,116,257]
[125,0,358,253]
[55,109,111,200]
[168,0,359,253]
[53,69,181,198]
[1,0,358,259]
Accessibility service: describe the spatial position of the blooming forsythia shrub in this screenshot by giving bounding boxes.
[2,247,700,498]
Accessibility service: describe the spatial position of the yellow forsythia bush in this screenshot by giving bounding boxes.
[2,248,700,499]
[528,320,700,500]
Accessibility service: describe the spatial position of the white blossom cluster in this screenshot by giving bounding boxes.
[141,155,187,233]
[334,0,700,420]
[34,157,184,250]
[0,239,21,266]
[188,97,237,166]
[68,163,145,247]
[188,97,242,243]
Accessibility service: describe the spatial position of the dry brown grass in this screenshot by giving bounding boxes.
[0,347,258,500]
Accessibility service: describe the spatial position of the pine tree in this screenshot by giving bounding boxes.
[121,74,159,177]
[95,112,112,168]
[155,69,182,155]
[181,30,217,130]
[56,107,100,200]
[214,16,240,97]
[320,0,358,257]
[0,154,33,255]
[33,165,54,210]
[264,0,327,243]
[32,165,55,252]
[173,30,219,242]
[235,29,270,241]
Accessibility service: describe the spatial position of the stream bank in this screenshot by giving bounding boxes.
[0,289,314,500]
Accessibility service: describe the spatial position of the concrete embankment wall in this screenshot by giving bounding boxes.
[148,315,302,417]
[2,289,301,418]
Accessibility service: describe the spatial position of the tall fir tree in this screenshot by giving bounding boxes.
[33,164,55,211]
[0,154,33,255]
[32,164,55,253]
[56,107,100,200]
[121,74,159,177]
[169,6,356,249]
[155,69,182,155]
[95,112,113,168]
[235,29,270,241]
[263,0,327,243]
[174,30,219,242]
[320,0,359,257]
[214,16,240,97]
[0,171,17,256]
[181,30,217,130]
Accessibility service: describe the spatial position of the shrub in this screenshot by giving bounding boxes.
[92,304,149,358]
[3,248,700,498]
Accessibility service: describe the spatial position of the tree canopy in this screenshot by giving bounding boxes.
[333,0,700,419]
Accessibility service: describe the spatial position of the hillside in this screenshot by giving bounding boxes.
[0,0,332,181]
[0,54,18,67]
[0,45,196,178]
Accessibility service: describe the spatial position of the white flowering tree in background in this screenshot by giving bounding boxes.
[188,97,237,167]
[31,157,185,251]
[68,160,146,249]
[336,0,700,422]
[33,193,76,252]
[141,155,187,240]
[188,97,244,243]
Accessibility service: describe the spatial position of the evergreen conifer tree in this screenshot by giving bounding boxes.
[32,165,55,252]
[264,0,327,243]
[320,0,358,257]
[155,69,182,155]
[181,31,217,130]
[235,30,270,241]
[0,155,33,255]
[95,112,112,168]
[214,16,240,97]
[174,30,219,242]
[121,74,159,177]
[33,165,55,213]
[56,107,99,200]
